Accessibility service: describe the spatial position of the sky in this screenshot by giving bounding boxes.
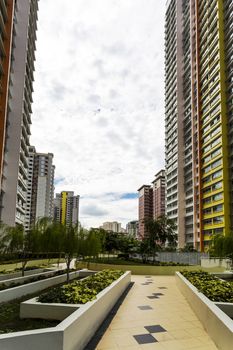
[31,0,166,229]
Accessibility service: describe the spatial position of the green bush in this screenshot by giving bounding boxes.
[38,269,124,304]
[181,270,233,302]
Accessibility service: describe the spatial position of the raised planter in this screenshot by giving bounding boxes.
[0,270,131,350]
[0,268,48,281]
[0,270,95,303]
[176,271,233,350]
[0,269,65,288]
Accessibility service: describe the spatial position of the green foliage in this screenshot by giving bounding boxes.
[38,269,124,304]
[181,270,233,302]
[142,215,177,261]
[0,295,58,334]
[83,257,188,266]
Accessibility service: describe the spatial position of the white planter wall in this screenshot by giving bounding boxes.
[0,271,131,350]
[0,270,94,303]
[175,272,233,350]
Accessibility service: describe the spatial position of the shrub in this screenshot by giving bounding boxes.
[181,270,233,302]
[38,269,124,304]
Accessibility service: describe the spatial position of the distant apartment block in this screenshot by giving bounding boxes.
[54,191,80,226]
[138,185,153,239]
[165,0,233,251]
[138,170,165,238]
[152,170,166,219]
[0,0,39,227]
[100,221,124,233]
[25,146,36,231]
[24,149,55,231]
[126,220,139,238]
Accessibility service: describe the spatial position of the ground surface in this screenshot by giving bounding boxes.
[92,275,218,350]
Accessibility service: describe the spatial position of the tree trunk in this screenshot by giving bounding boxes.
[66,256,71,283]
[22,260,27,277]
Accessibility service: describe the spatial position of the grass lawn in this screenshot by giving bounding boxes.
[0,258,65,274]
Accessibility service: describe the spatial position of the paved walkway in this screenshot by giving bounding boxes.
[95,275,218,350]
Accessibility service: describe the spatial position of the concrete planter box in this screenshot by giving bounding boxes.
[0,270,95,303]
[0,268,48,281]
[0,269,64,288]
[176,272,233,350]
[0,271,131,350]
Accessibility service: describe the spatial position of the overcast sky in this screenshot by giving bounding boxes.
[31,0,166,229]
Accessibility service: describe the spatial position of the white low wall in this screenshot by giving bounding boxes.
[0,270,94,303]
[176,272,233,350]
[216,302,233,319]
[0,269,64,288]
[201,257,230,269]
[0,271,131,350]
[0,268,47,281]
[20,298,80,321]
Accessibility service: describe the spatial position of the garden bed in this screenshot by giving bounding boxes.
[21,270,124,320]
[0,270,131,350]
[0,269,67,291]
[0,269,95,303]
[176,270,233,350]
[83,257,188,266]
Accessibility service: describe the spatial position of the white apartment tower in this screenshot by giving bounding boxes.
[0,0,39,227]
[30,152,55,226]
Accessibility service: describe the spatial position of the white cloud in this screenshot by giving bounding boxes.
[31,0,166,228]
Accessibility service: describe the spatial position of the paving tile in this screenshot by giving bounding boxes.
[133,334,158,345]
[147,296,159,299]
[138,305,153,310]
[153,332,174,342]
[144,325,166,333]
[139,343,165,349]
[93,275,218,350]
[153,293,164,296]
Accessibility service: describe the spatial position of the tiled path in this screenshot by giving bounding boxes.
[95,275,218,350]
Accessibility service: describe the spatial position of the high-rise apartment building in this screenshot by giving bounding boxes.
[165,0,233,251]
[138,170,166,238]
[54,191,80,226]
[0,1,14,186]
[30,152,55,225]
[0,0,39,227]
[25,149,55,231]
[138,185,153,238]
[126,220,139,238]
[25,145,36,231]
[152,170,166,219]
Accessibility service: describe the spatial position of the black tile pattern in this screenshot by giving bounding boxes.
[147,296,159,299]
[138,305,153,310]
[145,325,167,333]
[153,293,164,296]
[133,334,157,344]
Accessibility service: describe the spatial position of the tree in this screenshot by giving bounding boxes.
[211,234,233,268]
[117,235,139,259]
[2,224,24,254]
[86,229,102,258]
[62,223,79,283]
[143,216,177,262]
[2,224,28,276]
[103,231,119,257]
[156,215,177,247]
